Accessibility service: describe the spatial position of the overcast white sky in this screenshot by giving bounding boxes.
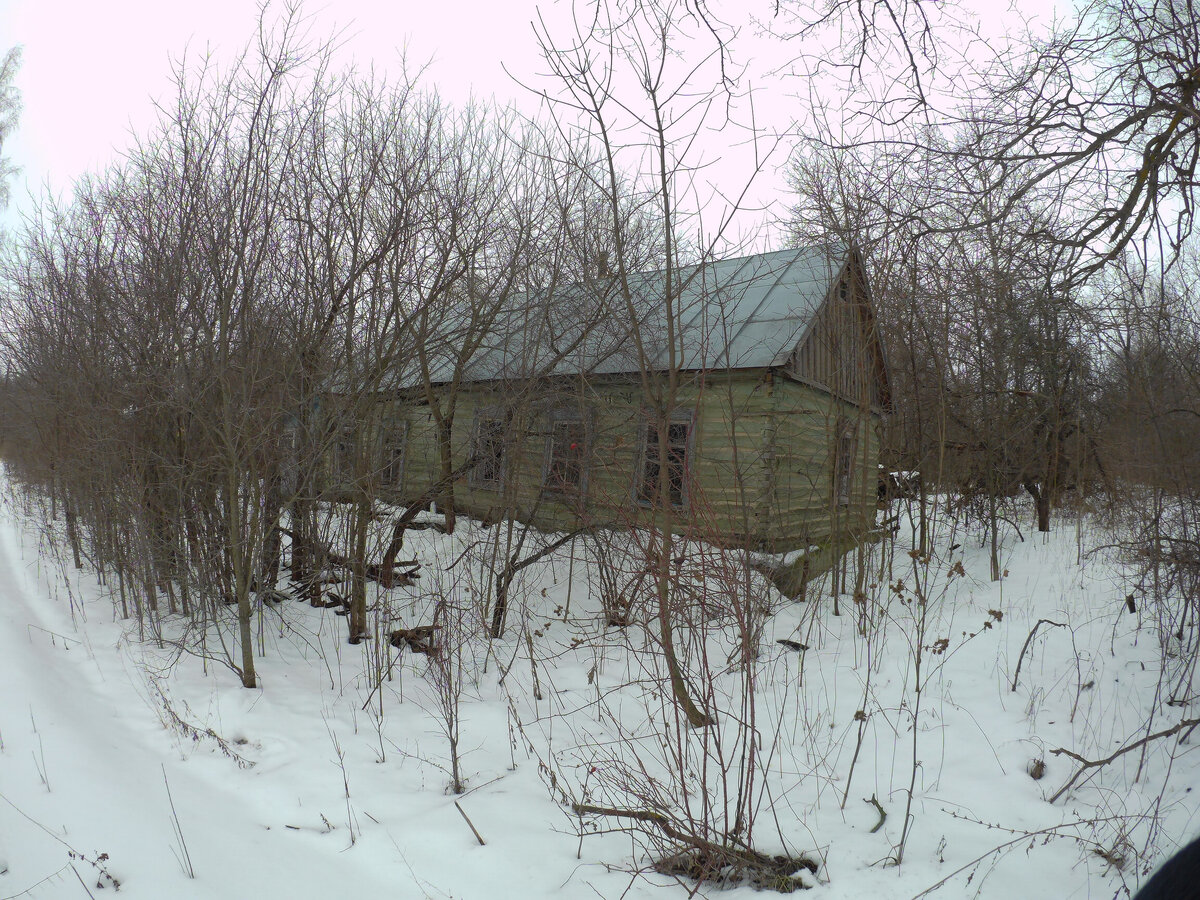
[0,0,1060,246]
[0,1,543,214]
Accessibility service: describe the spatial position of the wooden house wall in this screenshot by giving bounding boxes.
[764,376,880,549]
[342,368,880,551]
[378,372,780,546]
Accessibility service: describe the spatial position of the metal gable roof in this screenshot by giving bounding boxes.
[668,246,841,371]
[394,244,847,388]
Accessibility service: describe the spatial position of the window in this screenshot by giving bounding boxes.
[834,419,858,507]
[333,426,357,485]
[282,426,301,497]
[471,413,509,490]
[544,417,587,494]
[380,423,407,490]
[637,412,693,507]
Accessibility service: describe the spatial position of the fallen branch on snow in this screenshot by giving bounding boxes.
[572,803,819,890]
[1049,716,1200,803]
[1011,619,1067,692]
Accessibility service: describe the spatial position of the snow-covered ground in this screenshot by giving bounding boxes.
[1,490,1196,898]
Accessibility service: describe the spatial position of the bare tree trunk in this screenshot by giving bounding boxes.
[435,412,457,533]
[348,492,370,643]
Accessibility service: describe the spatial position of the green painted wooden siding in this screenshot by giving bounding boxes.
[348,367,879,551]
[766,376,880,548]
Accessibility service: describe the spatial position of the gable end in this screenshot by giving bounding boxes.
[786,253,890,411]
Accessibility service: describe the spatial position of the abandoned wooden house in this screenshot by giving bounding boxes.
[330,245,890,552]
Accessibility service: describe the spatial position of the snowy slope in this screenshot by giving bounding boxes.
[0,492,1196,899]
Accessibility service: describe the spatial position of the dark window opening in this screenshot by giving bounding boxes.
[639,418,691,507]
[381,424,406,488]
[334,427,356,485]
[545,419,586,493]
[472,416,508,489]
[835,420,858,507]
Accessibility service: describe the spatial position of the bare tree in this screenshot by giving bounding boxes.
[769,0,952,114]
[968,0,1200,277]
[0,46,20,210]
[519,0,826,887]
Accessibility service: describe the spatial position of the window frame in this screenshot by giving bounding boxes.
[469,409,511,491]
[378,420,408,492]
[332,424,358,488]
[635,408,695,509]
[541,409,591,499]
[834,417,859,507]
